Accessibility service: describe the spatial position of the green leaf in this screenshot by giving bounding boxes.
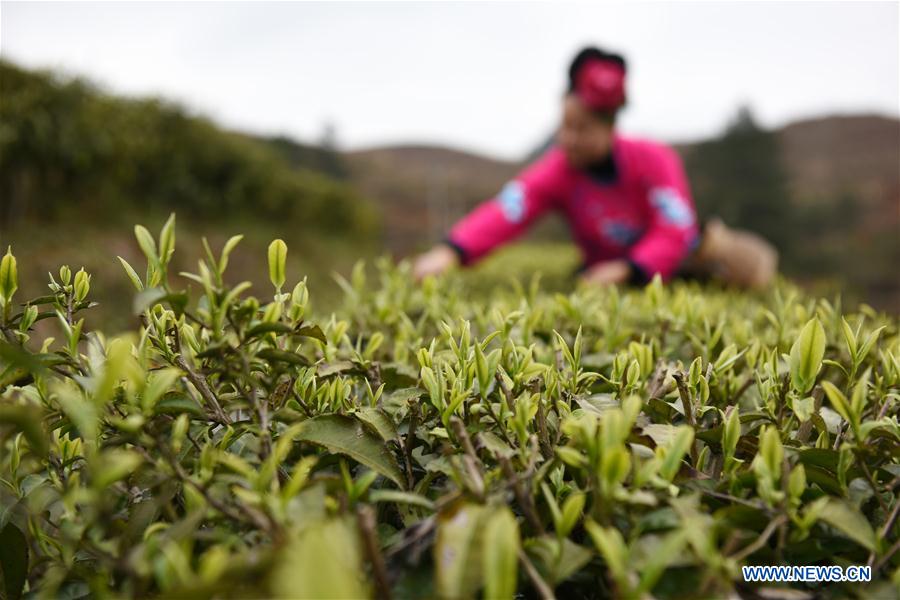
[0,404,48,458]
[435,501,488,599]
[91,450,143,490]
[841,317,857,358]
[257,349,310,367]
[636,530,688,595]
[134,224,159,265]
[245,322,294,339]
[355,407,399,444]
[154,393,204,416]
[819,498,878,551]
[117,256,144,291]
[0,522,28,600]
[296,323,327,343]
[523,535,593,586]
[585,520,630,592]
[658,426,694,481]
[559,492,586,538]
[268,239,288,291]
[158,213,176,265]
[368,490,435,510]
[483,507,519,600]
[218,234,244,275]
[0,246,17,306]
[297,414,405,488]
[821,381,853,427]
[272,517,369,599]
[789,318,826,394]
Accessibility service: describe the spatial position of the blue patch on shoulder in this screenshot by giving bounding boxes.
[650,187,694,227]
[497,181,526,223]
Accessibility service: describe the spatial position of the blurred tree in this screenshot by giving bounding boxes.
[685,106,796,262]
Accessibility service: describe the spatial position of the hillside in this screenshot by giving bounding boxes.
[344,145,521,252]
[777,114,899,233]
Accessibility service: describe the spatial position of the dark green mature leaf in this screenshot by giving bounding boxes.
[297,414,405,488]
[257,349,310,366]
[818,499,878,552]
[296,324,327,343]
[0,522,27,600]
[524,535,593,586]
[154,393,204,416]
[245,322,294,340]
[355,407,399,444]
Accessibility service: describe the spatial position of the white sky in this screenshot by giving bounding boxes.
[2,1,898,160]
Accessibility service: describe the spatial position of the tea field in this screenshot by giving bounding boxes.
[1,217,898,599]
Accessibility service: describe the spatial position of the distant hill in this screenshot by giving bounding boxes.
[776,114,899,233]
[344,145,521,252]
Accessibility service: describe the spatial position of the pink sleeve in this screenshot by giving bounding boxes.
[628,146,699,281]
[447,148,568,265]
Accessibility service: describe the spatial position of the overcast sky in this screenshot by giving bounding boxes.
[2,1,898,160]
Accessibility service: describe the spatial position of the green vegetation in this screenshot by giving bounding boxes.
[0,60,375,236]
[1,217,898,599]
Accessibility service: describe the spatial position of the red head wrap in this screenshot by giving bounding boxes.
[573,57,626,112]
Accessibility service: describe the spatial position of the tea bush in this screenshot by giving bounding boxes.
[1,216,898,599]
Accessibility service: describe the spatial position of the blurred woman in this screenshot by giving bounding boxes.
[413,46,777,288]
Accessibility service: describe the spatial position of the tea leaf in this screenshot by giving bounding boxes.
[296,414,405,488]
[790,318,826,394]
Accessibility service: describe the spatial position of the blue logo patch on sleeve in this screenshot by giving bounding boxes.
[497,181,526,223]
[601,221,643,246]
[650,187,694,227]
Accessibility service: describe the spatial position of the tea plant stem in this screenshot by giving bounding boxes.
[450,417,485,499]
[731,514,787,561]
[174,355,230,425]
[880,496,900,541]
[536,400,552,459]
[795,387,823,443]
[647,362,668,399]
[65,292,74,325]
[357,504,392,600]
[482,399,516,446]
[860,460,889,514]
[730,377,754,404]
[496,372,516,413]
[140,443,274,535]
[672,372,695,426]
[873,537,900,573]
[697,488,769,512]
[403,400,419,489]
[518,547,556,600]
[499,454,545,535]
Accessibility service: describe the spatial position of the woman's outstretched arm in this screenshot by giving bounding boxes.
[414,147,569,279]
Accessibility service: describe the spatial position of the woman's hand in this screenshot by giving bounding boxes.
[580,259,632,286]
[413,244,459,281]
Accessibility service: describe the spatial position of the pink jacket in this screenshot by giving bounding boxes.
[447,135,700,282]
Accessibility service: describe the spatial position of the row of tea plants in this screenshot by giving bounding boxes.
[1,216,898,599]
